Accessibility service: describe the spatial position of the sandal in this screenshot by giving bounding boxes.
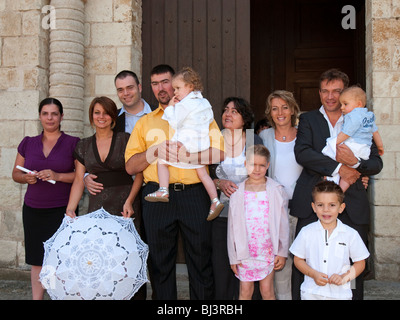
[144,187,169,202]
[207,198,224,221]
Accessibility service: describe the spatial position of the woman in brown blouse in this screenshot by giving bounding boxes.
[66,96,143,218]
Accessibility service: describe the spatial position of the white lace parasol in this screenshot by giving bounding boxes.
[39,208,148,300]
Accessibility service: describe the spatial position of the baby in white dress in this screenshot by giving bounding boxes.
[145,67,224,221]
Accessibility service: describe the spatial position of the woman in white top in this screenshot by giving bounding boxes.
[259,90,302,300]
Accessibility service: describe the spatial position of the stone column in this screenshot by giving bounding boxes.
[49,0,85,137]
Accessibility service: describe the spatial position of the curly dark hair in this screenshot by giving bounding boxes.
[222,97,254,130]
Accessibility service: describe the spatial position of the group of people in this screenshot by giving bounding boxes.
[12,66,383,301]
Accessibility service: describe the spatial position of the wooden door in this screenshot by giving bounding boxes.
[142,0,251,127]
[250,0,365,122]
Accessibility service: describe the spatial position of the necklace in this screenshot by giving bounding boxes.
[282,136,286,141]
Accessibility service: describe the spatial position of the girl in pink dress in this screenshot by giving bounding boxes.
[228,145,290,300]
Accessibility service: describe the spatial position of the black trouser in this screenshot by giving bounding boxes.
[291,211,368,300]
[142,182,214,300]
[211,216,239,300]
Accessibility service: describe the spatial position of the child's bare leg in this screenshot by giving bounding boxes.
[158,162,170,189]
[144,162,169,202]
[31,266,45,300]
[259,270,275,300]
[339,178,350,193]
[239,281,254,300]
[196,167,224,221]
[196,167,217,199]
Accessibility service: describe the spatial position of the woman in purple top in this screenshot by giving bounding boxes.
[12,98,79,300]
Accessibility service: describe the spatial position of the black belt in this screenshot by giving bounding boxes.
[146,182,202,191]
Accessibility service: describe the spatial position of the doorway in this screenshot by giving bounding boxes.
[250,0,366,122]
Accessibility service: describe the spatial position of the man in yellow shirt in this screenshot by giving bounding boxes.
[125,65,224,300]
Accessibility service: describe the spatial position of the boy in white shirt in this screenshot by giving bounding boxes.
[289,180,369,300]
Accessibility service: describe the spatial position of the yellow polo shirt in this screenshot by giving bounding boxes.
[125,105,224,184]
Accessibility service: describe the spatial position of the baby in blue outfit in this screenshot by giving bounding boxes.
[322,86,384,192]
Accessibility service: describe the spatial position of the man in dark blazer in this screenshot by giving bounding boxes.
[290,69,383,300]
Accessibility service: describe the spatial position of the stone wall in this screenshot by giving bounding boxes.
[0,0,399,282]
[83,0,142,137]
[366,0,400,280]
[0,0,142,271]
[0,0,50,269]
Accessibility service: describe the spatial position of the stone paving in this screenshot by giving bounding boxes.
[0,266,399,300]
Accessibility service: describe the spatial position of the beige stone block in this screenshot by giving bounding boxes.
[0,208,23,240]
[0,147,18,178]
[371,205,400,237]
[374,262,400,281]
[371,0,392,19]
[372,179,400,206]
[50,51,84,67]
[85,47,116,74]
[372,19,400,44]
[373,45,391,71]
[372,72,400,98]
[49,86,84,100]
[0,90,40,120]
[16,241,26,267]
[22,10,41,36]
[2,37,40,67]
[50,29,84,45]
[393,0,400,17]
[131,47,142,76]
[396,152,400,179]
[394,98,400,125]
[64,108,84,122]
[91,22,132,46]
[374,237,400,264]
[17,0,43,11]
[0,178,22,210]
[373,151,393,180]
[379,124,400,152]
[0,68,20,90]
[0,11,22,36]
[85,0,113,22]
[84,125,95,138]
[50,73,84,88]
[0,121,25,147]
[84,22,91,47]
[83,96,94,123]
[95,75,115,95]
[116,46,132,73]
[53,6,85,22]
[393,45,400,70]
[24,67,48,90]
[83,74,95,97]
[24,120,40,137]
[60,119,84,136]
[0,240,17,267]
[371,97,392,124]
